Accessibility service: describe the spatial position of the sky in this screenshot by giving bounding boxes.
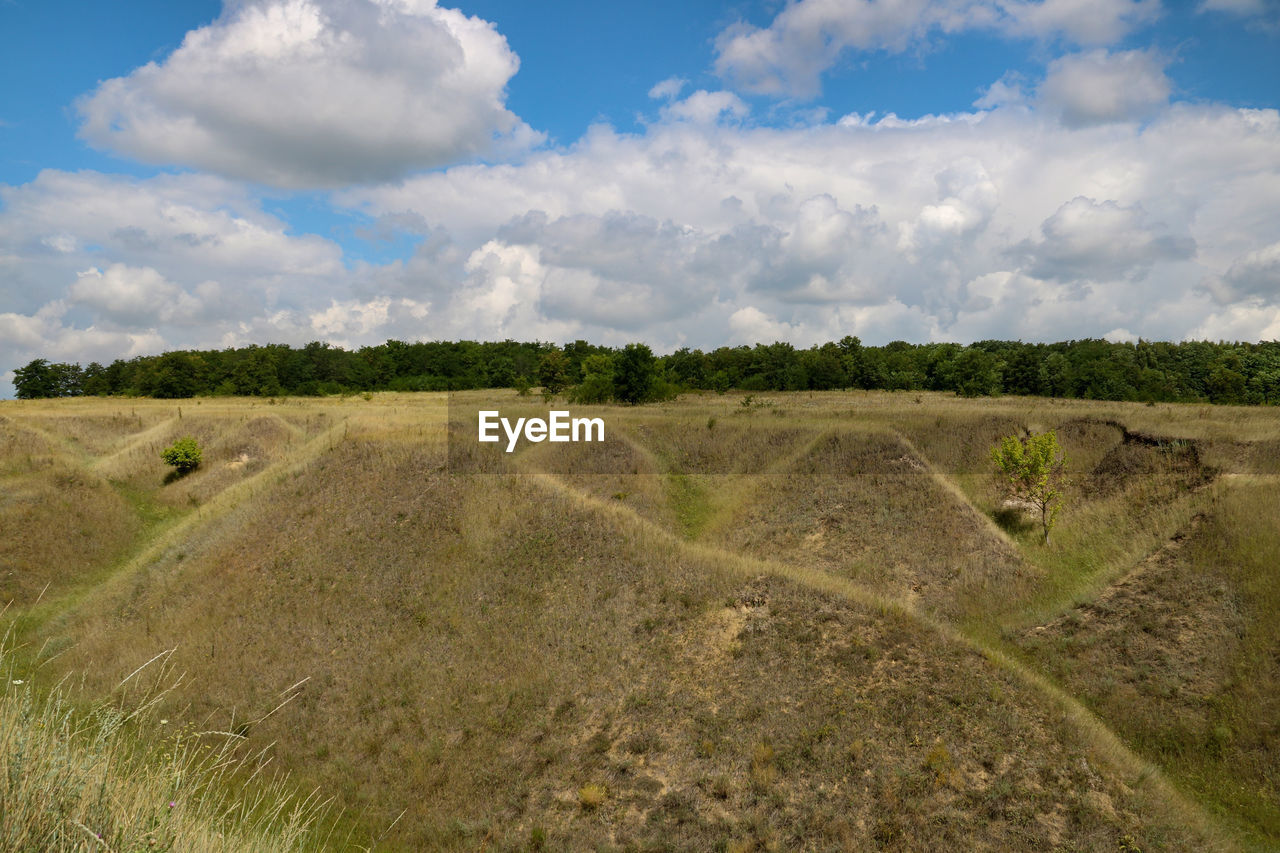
[1,0,1279,395]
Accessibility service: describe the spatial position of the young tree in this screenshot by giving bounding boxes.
[991,431,1067,544]
[161,437,202,476]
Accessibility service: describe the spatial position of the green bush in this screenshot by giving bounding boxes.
[161,437,202,475]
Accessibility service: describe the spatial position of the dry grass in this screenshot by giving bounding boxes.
[0,417,138,607]
[1016,481,1280,849]
[1,389,1276,849]
[0,639,333,852]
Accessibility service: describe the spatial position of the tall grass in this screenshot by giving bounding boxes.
[0,641,335,852]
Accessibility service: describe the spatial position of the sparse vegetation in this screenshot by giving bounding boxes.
[1,390,1274,850]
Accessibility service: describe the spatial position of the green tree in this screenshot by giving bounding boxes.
[13,359,58,399]
[143,352,205,398]
[1038,352,1072,397]
[161,436,202,475]
[947,347,1003,397]
[537,349,570,398]
[568,354,616,404]
[232,346,283,396]
[614,343,656,404]
[991,431,1067,544]
[1206,352,1247,404]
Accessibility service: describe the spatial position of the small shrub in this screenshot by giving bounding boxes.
[923,740,955,786]
[161,436,202,476]
[625,731,662,755]
[750,741,777,789]
[707,774,732,800]
[577,783,606,810]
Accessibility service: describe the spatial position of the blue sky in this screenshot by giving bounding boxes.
[1,0,1278,393]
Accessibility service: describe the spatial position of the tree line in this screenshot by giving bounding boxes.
[11,337,1280,405]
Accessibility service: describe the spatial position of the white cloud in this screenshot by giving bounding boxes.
[1016,196,1195,281]
[1039,49,1172,126]
[0,170,355,391]
[1001,0,1161,44]
[5,96,1280,396]
[0,171,341,298]
[974,73,1029,110]
[68,264,206,327]
[728,305,806,344]
[1202,241,1280,304]
[648,77,688,100]
[0,300,167,370]
[1198,0,1266,15]
[343,101,1278,350]
[714,0,1160,98]
[660,90,750,124]
[1190,302,1280,341]
[304,296,431,347]
[76,0,537,188]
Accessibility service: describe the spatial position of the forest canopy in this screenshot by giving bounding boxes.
[11,337,1280,405]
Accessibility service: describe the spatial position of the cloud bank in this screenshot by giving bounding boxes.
[2,0,1278,395]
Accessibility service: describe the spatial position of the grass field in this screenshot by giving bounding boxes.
[1,390,1276,850]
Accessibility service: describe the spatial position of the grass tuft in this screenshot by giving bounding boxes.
[0,640,334,853]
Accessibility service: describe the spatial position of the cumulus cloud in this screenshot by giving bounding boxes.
[648,77,688,100]
[1191,303,1280,342]
[0,300,166,376]
[974,73,1029,110]
[67,264,207,327]
[728,305,807,344]
[1202,241,1280,304]
[1016,196,1195,282]
[660,90,751,124]
[0,170,341,300]
[76,0,536,188]
[305,296,431,347]
[1039,49,1172,126]
[1001,0,1161,43]
[0,170,354,388]
[714,0,1161,98]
